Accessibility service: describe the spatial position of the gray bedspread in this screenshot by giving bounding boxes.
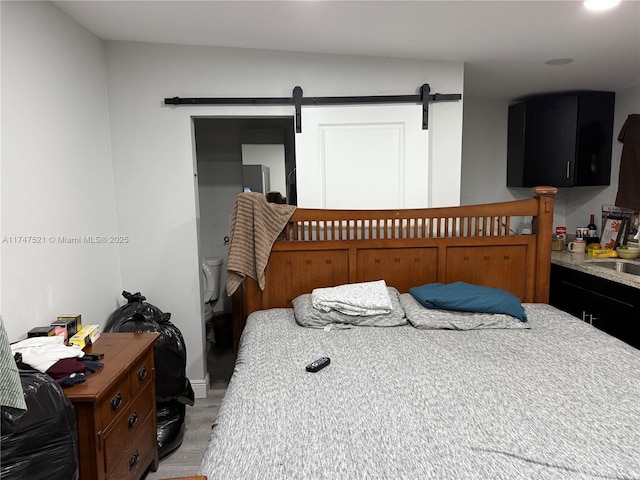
[199,304,640,480]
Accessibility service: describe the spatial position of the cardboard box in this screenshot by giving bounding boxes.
[51,316,81,345]
[27,326,56,338]
[68,324,101,350]
[587,248,617,258]
[56,314,82,332]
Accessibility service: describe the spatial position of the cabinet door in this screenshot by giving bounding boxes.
[506,91,614,188]
[524,95,578,187]
[550,265,640,348]
[560,281,636,344]
[574,92,615,186]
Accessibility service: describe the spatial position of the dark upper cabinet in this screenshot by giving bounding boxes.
[507,91,615,187]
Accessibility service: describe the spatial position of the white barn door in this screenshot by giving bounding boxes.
[294,104,430,209]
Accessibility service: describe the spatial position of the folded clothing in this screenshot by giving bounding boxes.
[45,357,104,380]
[408,281,527,322]
[10,336,84,373]
[311,280,393,316]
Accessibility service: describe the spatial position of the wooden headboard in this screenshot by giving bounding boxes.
[232,186,557,348]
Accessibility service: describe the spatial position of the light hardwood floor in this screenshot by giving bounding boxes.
[142,388,226,479]
[142,335,237,479]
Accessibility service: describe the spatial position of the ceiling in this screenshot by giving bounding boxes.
[55,0,640,101]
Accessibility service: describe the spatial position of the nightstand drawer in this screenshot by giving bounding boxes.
[104,385,154,475]
[100,379,132,427]
[107,413,156,480]
[130,350,154,397]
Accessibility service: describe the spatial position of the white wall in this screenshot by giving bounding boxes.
[460,98,514,205]
[104,40,463,389]
[460,98,567,229]
[0,1,121,341]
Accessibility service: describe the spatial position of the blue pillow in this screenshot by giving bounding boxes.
[408,281,527,322]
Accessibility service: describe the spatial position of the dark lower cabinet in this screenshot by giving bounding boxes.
[550,264,640,348]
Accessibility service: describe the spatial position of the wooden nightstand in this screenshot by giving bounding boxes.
[64,332,160,480]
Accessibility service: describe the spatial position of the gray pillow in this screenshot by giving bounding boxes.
[399,293,530,330]
[292,287,407,328]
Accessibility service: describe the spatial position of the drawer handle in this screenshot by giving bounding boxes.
[110,392,122,413]
[128,411,138,429]
[137,365,147,382]
[128,450,140,471]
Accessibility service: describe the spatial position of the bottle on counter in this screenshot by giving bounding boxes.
[587,214,598,238]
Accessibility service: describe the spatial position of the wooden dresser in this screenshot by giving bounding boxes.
[64,333,160,480]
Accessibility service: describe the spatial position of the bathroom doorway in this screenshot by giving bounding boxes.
[193,116,295,369]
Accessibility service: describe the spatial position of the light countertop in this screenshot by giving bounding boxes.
[551,251,640,290]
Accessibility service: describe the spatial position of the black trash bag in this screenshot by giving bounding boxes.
[104,291,164,332]
[156,400,187,459]
[104,292,195,405]
[1,369,79,480]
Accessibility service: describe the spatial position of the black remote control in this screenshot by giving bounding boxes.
[305,357,330,372]
[84,353,104,361]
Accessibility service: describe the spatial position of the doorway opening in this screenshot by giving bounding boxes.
[193,116,295,383]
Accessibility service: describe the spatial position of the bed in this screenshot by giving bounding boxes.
[200,187,640,479]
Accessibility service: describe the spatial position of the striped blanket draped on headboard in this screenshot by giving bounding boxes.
[225,193,296,297]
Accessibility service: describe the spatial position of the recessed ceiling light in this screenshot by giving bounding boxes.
[584,0,622,11]
[545,58,575,66]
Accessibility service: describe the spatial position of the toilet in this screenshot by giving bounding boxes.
[202,257,223,322]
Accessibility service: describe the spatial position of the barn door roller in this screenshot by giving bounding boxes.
[164,84,461,132]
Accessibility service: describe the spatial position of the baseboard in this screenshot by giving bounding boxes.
[190,373,210,399]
